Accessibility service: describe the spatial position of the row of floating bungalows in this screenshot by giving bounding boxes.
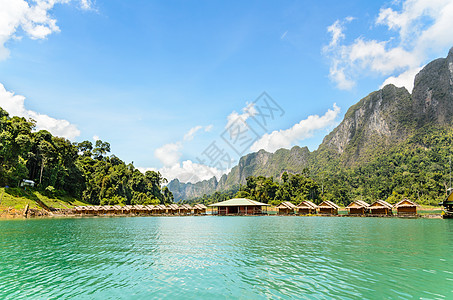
[73,203,207,216]
[277,199,419,216]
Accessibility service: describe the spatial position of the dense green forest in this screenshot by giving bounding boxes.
[191,171,320,206]
[190,127,453,207]
[0,107,173,205]
[2,103,451,208]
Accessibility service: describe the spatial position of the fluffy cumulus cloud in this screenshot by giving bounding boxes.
[150,124,224,183]
[154,142,183,167]
[250,104,340,153]
[138,161,226,184]
[324,0,453,92]
[225,102,257,139]
[0,83,80,139]
[0,0,92,61]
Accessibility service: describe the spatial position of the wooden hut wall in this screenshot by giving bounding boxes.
[278,208,290,215]
[370,207,391,215]
[218,207,227,215]
[349,207,365,215]
[298,207,315,215]
[319,207,337,215]
[397,206,417,215]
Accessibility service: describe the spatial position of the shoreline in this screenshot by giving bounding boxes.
[0,211,443,220]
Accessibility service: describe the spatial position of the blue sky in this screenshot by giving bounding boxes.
[1,0,453,182]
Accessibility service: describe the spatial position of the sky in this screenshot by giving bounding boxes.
[1,0,453,183]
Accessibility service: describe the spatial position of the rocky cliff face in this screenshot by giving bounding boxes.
[169,47,453,201]
[317,84,413,165]
[412,47,453,127]
[168,146,311,201]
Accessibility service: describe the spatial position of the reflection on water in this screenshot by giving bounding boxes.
[0,217,452,299]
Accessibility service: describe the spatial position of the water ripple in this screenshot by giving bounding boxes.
[0,217,452,299]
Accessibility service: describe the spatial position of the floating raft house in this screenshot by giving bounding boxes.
[347,200,370,215]
[276,201,296,215]
[369,200,393,216]
[394,199,419,215]
[209,198,269,215]
[318,200,340,215]
[296,200,318,215]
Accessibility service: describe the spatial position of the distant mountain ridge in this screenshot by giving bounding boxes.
[168,47,453,202]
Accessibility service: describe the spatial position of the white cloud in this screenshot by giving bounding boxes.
[154,142,182,167]
[79,0,93,10]
[0,83,80,139]
[225,102,257,139]
[0,0,91,60]
[153,123,219,181]
[250,104,340,153]
[380,66,423,92]
[323,0,453,92]
[139,160,227,184]
[92,135,99,141]
[183,125,202,141]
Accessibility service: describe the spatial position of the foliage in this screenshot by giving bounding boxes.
[191,172,320,206]
[0,107,173,205]
[311,126,453,206]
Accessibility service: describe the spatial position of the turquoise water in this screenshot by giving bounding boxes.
[0,216,452,299]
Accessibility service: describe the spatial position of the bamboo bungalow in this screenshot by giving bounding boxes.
[178,204,192,215]
[296,200,317,215]
[123,205,133,214]
[106,205,117,214]
[276,201,296,215]
[75,206,86,215]
[346,200,370,215]
[113,205,123,214]
[86,206,96,215]
[368,200,393,216]
[193,204,207,215]
[167,204,179,215]
[394,199,419,215]
[318,200,340,215]
[440,190,453,218]
[209,198,269,215]
[145,205,155,214]
[155,204,167,215]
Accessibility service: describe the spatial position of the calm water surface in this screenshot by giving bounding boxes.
[0,216,452,299]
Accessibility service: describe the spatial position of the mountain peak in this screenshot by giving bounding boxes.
[168,47,453,201]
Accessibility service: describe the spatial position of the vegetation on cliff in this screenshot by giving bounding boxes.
[176,48,453,206]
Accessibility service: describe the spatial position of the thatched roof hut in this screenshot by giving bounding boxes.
[112,205,123,214]
[133,205,147,214]
[154,204,166,214]
[296,200,317,215]
[318,200,340,215]
[167,204,179,214]
[193,203,207,215]
[144,205,155,213]
[276,201,296,215]
[440,191,453,218]
[394,199,419,215]
[346,200,370,215]
[74,206,86,214]
[103,205,115,214]
[209,198,269,215]
[123,205,133,214]
[369,200,393,216]
[178,204,192,215]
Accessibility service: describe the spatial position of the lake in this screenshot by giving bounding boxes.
[0,216,452,299]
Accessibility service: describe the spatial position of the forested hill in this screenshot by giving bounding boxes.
[0,111,173,206]
[169,47,453,205]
